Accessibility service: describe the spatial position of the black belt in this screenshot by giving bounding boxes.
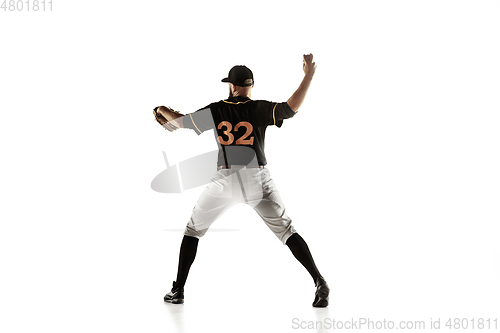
[218,165,265,170]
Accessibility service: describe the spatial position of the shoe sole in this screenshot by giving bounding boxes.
[164,298,184,304]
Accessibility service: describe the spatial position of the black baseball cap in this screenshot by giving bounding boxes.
[221,65,254,87]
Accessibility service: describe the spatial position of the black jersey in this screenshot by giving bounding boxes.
[183,96,296,166]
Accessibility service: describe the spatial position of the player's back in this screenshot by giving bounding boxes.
[184,96,296,166]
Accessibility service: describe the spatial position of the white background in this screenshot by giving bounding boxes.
[1,1,499,332]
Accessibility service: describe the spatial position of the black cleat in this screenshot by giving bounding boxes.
[164,281,184,304]
[312,276,329,307]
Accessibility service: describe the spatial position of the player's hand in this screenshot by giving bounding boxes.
[303,53,316,78]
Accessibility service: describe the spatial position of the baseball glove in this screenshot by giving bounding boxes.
[153,106,184,132]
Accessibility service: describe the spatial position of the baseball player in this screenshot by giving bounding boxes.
[155,54,329,307]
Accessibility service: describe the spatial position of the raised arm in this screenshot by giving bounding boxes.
[287,54,317,112]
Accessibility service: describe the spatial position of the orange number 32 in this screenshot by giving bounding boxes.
[217,121,254,145]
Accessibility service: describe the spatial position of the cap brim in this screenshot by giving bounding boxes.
[221,77,230,83]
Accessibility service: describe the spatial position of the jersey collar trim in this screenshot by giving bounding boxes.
[223,97,252,105]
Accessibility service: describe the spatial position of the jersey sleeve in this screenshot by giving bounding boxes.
[258,101,296,128]
[182,105,216,135]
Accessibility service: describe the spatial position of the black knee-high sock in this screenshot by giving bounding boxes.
[286,233,322,283]
[174,235,199,289]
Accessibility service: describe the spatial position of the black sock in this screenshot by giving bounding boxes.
[286,233,322,283]
[174,235,199,289]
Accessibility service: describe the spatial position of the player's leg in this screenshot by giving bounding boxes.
[174,235,199,288]
[285,233,322,283]
[164,235,199,304]
[165,169,239,304]
[247,167,329,307]
[285,233,329,307]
